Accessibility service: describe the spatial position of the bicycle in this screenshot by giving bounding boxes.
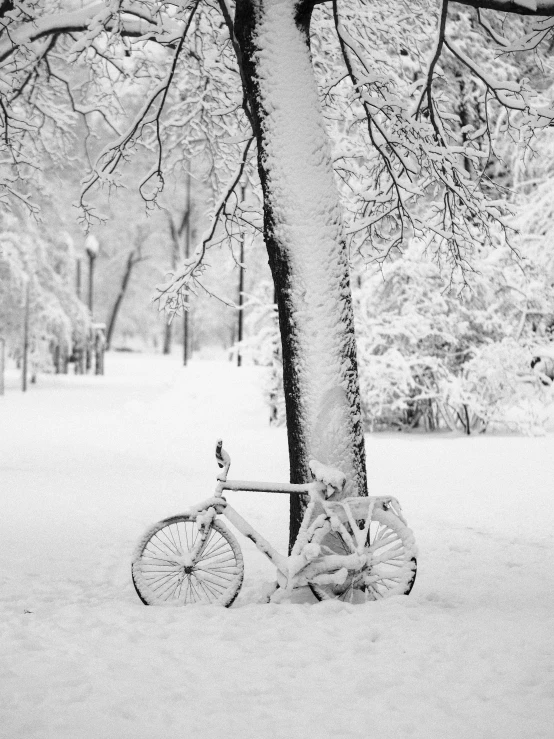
[132,440,417,606]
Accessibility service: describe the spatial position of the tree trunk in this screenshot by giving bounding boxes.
[106,249,137,350]
[0,337,4,395]
[235,0,367,550]
[164,204,190,356]
[163,321,172,355]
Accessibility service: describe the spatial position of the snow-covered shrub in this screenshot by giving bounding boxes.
[355,347,440,430]
[460,340,549,434]
[354,242,552,433]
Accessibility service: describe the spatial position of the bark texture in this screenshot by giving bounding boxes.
[235,0,367,549]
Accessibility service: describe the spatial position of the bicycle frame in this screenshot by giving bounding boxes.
[180,485,322,583]
[178,441,401,598]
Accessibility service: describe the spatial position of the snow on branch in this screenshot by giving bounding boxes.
[500,16,554,53]
[331,0,512,273]
[78,1,200,223]
[0,1,197,213]
[454,0,554,16]
[154,136,255,318]
[414,0,449,132]
[0,1,182,65]
[476,9,510,48]
[333,2,414,252]
[444,37,526,112]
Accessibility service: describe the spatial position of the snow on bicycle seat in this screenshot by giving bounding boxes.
[309,460,346,497]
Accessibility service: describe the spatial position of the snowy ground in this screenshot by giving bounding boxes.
[1,352,553,739]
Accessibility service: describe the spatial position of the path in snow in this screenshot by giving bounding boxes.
[1,352,553,739]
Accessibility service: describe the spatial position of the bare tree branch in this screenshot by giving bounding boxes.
[414,0,449,132]
[154,136,254,317]
[78,1,201,219]
[0,2,160,64]
[476,8,509,48]
[444,36,527,110]
[454,0,554,16]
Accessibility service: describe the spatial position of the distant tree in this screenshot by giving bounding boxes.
[105,233,149,349]
[0,209,91,374]
[2,0,554,544]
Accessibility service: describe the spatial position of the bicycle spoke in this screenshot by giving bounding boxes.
[156,528,181,555]
[164,575,184,601]
[189,576,205,603]
[146,537,177,558]
[197,551,234,567]
[167,524,180,552]
[195,565,236,579]
[176,574,186,599]
[140,559,180,568]
[200,537,230,559]
[195,577,223,601]
[147,569,179,586]
[195,574,226,596]
[195,570,235,587]
[196,566,238,578]
[133,516,244,607]
[152,573,181,597]
[182,575,193,603]
[308,509,416,604]
[152,529,179,554]
[196,579,216,602]
[175,523,184,551]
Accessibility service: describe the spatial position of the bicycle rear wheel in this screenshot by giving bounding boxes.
[309,505,417,603]
[132,514,244,606]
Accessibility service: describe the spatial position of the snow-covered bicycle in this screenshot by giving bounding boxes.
[132,440,417,606]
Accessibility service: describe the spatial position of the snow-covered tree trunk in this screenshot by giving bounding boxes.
[235,0,367,548]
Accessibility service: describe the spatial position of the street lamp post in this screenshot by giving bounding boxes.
[22,278,30,392]
[76,258,82,300]
[183,169,192,367]
[85,234,100,316]
[237,180,247,368]
[0,336,4,395]
[85,235,100,374]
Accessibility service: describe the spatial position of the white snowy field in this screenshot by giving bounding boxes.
[1,352,553,739]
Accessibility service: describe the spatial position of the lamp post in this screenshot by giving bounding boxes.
[183,169,192,367]
[76,258,82,300]
[22,278,30,392]
[237,179,247,368]
[84,235,100,374]
[85,234,100,316]
[0,336,4,395]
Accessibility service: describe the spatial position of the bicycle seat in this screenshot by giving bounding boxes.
[309,460,346,497]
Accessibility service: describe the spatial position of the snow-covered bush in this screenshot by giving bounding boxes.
[354,242,552,433]
[459,340,548,434]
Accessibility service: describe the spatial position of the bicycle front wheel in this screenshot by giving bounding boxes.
[309,505,417,603]
[132,515,244,606]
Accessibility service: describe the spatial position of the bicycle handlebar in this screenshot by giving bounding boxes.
[215,439,224,468]
[215,438,231,472]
